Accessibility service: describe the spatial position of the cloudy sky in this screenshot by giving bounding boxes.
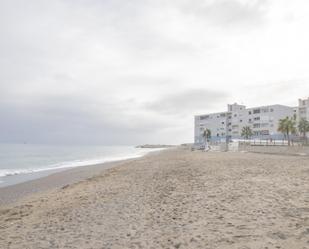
[1,0,309,145]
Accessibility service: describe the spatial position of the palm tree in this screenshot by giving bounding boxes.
[202,128,211,150]
[298,118,309,144]
[278,116,296,146]
[241,126,253,140]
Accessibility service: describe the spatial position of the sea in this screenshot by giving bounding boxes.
[0,144,163,187]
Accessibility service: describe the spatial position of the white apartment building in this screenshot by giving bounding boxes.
[298,97,309,121]
[194,102,296,144]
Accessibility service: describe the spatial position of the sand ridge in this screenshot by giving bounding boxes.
[0,148,309,248]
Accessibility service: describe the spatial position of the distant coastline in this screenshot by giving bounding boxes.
[135,144,176,149]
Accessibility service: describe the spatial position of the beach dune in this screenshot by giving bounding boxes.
[1,148,309,248]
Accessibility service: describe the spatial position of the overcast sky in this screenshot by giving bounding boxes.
[1,0,309,145]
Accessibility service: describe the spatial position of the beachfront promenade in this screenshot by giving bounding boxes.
[1,148,309,248]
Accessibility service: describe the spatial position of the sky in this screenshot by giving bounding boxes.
[1,0,309,145]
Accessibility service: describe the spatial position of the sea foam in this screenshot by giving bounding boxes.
[0,147,164,178]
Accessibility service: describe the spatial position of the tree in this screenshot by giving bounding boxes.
[298,118,309,144]
[202,128,211,141]
[202,129,211,150]
[241,126,253,140]
[278,116,296,146]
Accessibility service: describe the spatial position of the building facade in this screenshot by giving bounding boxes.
[298,98,309,121]
[194,102,297,144]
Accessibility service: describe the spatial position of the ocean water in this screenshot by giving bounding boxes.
[0,144,162,187]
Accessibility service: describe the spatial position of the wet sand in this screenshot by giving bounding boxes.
[1,148,309,248]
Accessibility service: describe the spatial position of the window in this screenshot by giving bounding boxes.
[200,115,209,120]
[240,119,243,122]
[234,114,237,117]
[248,111,252,115]
[300,108,306,114]
[260,130,269,135]
[248,119,252,123]
[253,123,260,128]
[221,122,225,125]
[254,117,260,121]
[253,109,261,114]
[270,108,274,112]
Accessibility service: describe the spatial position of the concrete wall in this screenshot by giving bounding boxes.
[238,142,309,156]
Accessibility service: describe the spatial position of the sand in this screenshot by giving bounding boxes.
[0,159,135,206]
[0,148,309,249]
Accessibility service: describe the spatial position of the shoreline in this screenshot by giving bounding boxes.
[0,149,167,206]
[0,159,131,206]
[0,145,168,188]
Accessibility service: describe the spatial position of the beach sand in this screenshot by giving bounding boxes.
[1,148,309,248]
[0,159,136,206]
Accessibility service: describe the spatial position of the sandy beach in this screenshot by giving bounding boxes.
[0,159,136,206]
[1,148,309,248]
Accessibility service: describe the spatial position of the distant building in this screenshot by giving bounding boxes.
[194,102,298,145]
[298,97,309,122]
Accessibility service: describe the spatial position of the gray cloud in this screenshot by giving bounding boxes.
[180,0,268,29]
[241,79,309,107]
[145,89,228,115]
[0,95,169,145]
